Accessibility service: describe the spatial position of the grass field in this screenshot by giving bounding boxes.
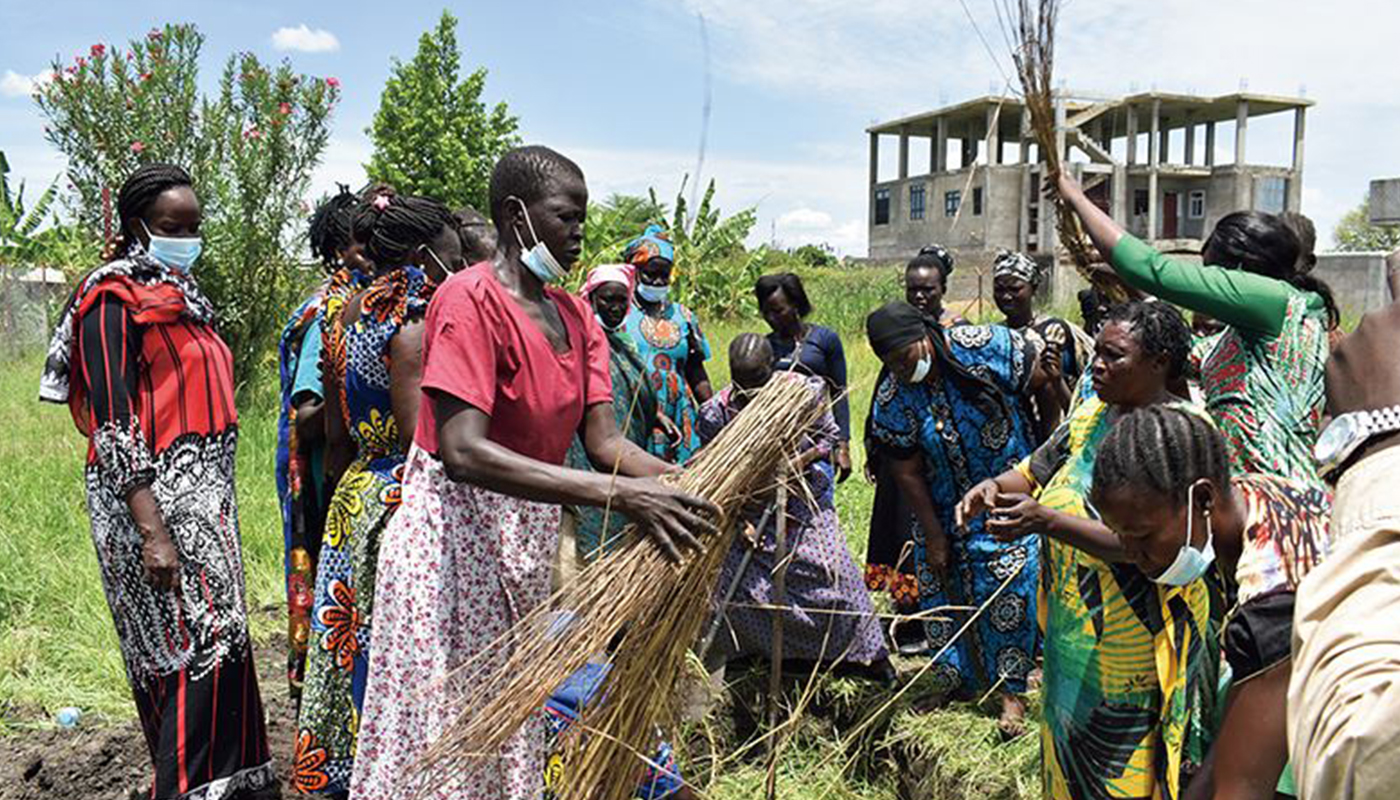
[0,267,1040,797]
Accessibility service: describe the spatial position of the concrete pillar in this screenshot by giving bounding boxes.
[1126,105,1138,165]
[1290,107,1306,211]
[1235,99,1249,165]
[1054,96,1068,166]
[1159,128,1170,165]
[898,126,910,180]
[1148,99,1161,239]
[1018,110,1031,164]
[1020,165,1032,251]
[1112,164,1128,225]
[986,104,1002,166]
[936,117,949,173]
[1045,98,1067,255]
[869,132,880,187]
[1205,121,1217,167]
[1185,122,1196,166]
[929,131,939,174]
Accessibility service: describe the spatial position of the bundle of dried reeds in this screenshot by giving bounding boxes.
[999,0,1129,302]
[417,374,826,800]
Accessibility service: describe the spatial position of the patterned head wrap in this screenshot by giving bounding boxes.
[622,224,675,267]
[993,249,1039,287]
[581,263,635,298]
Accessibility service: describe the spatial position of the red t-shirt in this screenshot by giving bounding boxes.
[414,262,614,465]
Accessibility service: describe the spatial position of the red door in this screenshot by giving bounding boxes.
[1162,192,1179,238]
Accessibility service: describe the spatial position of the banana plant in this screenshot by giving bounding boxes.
[0,150,60,266]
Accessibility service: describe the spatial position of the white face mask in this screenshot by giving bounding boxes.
[1152,482,1216,586]
[140,220,202,273]
[636,282,669,304]
[594,312,623,332]
[908,354,932,384]
[510,198,567,284]
[421,245,457,276]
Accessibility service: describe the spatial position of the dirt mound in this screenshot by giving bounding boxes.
[0,622,297,800]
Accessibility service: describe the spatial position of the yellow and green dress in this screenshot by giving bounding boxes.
[1019,397,1222,800]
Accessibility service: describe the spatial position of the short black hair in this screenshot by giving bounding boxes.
[907,244,954,278]
[488,145,585,228]
[754,273,812,317]
[1090,405,1231,506]
[350,194,454,271]
[116,163,193,257]
[308,183,359,269]
[1101,300,1192,380]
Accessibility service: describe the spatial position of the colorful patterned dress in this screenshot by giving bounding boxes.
[1021,398,1220,800]
[868,324,1041,695]
[276,280,330,704]
[625,300,711,463]
[700,376,888,666]
[295,266,435,795]
[40,249,275,799]
[563,327,657,561]
[1111,234,1330,490]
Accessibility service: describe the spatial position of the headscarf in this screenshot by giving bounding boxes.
[993,249,1039,287]
[623,224,675,267]
[581,263,635,299]
[865,301,930,359]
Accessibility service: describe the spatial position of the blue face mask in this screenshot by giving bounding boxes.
[636,282,669,304]
[141,220,202,273]
[510,198,568,284]
[1152,482,1216,586]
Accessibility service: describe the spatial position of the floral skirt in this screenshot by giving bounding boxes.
[294,453,403,794]
[350,445,559,800]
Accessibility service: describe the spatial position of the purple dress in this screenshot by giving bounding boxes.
[699,376,887,665]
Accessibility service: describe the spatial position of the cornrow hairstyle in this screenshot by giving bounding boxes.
[1204,210,1340,330]
[453,206,496,261]
[729,331,774,372]
[488,145,585,230]
[1090,405,1231,507]
[307,183,359,270]
[350,194,454,272]
[116,163,193,257]
[1101,300,1192,380]
[754,273,813,318]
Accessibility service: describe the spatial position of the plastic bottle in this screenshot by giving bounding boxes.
[56,707,82,728]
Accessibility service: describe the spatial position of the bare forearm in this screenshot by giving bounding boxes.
[893,466,945,542]
[587,436,670,478]
[688,362,714,403]
[992,470,1035,496]
[125,486,166,540]
[1045,511,1127,561]
[443,436,643,509]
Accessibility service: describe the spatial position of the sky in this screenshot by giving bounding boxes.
[3,0,1399,255]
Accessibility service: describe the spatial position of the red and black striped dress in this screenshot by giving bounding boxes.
[51,258,275,799]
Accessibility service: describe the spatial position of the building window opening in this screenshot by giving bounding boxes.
[1188,190,1206,219]
[944,190,961,217]
[874,188,890,225]
[910,184,926,221]
[972,186,984,216]
[1133,189,1150,217]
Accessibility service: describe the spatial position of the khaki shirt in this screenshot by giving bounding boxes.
[1289,444,1400,799]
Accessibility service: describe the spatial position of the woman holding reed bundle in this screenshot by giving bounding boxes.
[865,245,964,651]
[294,194,462,795]
[865,301,1054,733]
[699,334,892,681]
[40,164,275,798]
[1057,173,1338,490]
[624,225,713,463]
[561,263,660,566]
[351,146,717,800]
[959,302,1220,800]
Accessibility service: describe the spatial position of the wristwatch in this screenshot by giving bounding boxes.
[1315,405,1400,481]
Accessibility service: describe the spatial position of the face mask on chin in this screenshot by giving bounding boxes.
[140,220,202,273]
[510,198,568,284]
[1151,482,1216,586]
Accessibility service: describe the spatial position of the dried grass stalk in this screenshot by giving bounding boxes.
[1001,0,1129,302]
[417,375,826,800]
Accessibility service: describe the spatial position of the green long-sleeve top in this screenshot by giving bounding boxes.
[1109,233,1329,489]
[1110,233,1326,339]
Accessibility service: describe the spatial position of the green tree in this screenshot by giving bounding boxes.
[1334,195,1400,252]
[0,150,58,267]
[366,10,519,212]
[35,24,340,392]
[578,192,668,270]
[664,177,760,319]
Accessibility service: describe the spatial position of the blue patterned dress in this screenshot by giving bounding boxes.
[625,300,711,463]
[869,324,1041,695]
[295,266,435,794]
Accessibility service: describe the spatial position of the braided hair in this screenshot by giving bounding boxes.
[1101,301,1192,380]
[308,183,358,270]
[350,194,454,272]
[116,163,193,258]
[1090,405,1231,506]
[1205,211,1340,330]
[453,206,497,262]
[488,145,585,229]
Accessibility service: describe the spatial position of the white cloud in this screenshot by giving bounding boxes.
[777,208,832,230]
[0,69,52,98]
[271,25,341,54]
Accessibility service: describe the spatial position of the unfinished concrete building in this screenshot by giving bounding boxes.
[866,92,1311,261]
